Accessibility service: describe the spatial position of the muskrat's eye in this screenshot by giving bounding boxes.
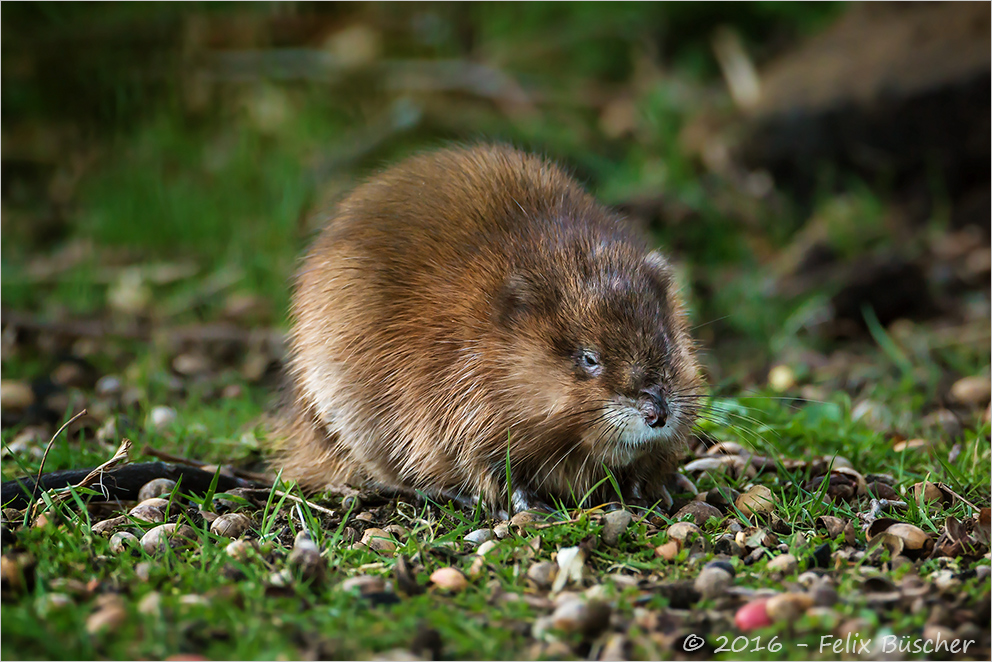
[576,350,602,376]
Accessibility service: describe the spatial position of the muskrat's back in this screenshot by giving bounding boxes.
[273,144,702,512]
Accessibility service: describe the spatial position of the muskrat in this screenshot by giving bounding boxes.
[270,144,703,513]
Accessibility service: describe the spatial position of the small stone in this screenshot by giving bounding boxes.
[430,567,468,592]
[148,406,177,431]
[705,559,735,576]
[949,376,991,407]
[224,539,257,560]
[51,362,86,387]
[601,509,633,546]
[0,380,34,410]
[666,521,702,543]
[140,523,196,554]
[172,353,211,376]
[493,522,511,539]
[109,531,139,554]
[811,583,838,607]
[599,634,629,661]
[137,479,177,502]
[550,599,611,636]
[765,592,813,622]
[734,599,772,632]
[476,540,498,556]
[527,561,558,589]
[92,515,131,536]
[288,546,326,583]
[464,528,495,545]
[735,485,777,517]
[694,566,732,599]
[931,569,959,592]
[510,511,540,527]
[210,513,252,539]
[654,540,680,561]
[339,575,386,594]
[766,553,798,576]
[36,593,73,615]
[871,523,934,559]
[361,528,396,553]
[128,503,166,524]
[86,595,127,634]
[466,556,486,578]
[674,501,722,526]
[95,375,123,397]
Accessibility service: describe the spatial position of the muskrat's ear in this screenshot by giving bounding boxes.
[644,250,675,293]
[494,272,536,327]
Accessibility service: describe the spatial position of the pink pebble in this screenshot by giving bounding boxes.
[735,598,773,631]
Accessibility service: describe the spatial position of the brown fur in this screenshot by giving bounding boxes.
[270,144,703,511]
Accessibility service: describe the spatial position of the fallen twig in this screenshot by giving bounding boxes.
[32,438,133,519]
[30,409,87,509]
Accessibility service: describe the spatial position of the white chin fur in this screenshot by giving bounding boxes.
[583,404,679,467]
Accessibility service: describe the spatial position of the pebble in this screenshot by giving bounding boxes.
[0,380,34,410]
[713,534,743,557]
[86,595,128,634]
[128,503,166,524]
[210,513,252,539]
[600,509,633,546]
[766,553,798,576]
[694,566,733,599]
[36,593,73,616]
[361,528,396,553]
[734,599,772,632]
[493,522,511,539]
[510,511,540,527]
[172,353,211,376]
[673,501,722,526]
[476,540,498,556]
[654,540,680,561]
[877,523,933,558]
[288,546,325,583]
[148,406,177,431]
[137,479,177,502]
[224,539,257,561]
[765,592,813,622]
[430,567,468,592]
[811,583,838,607]
[92,515,130,536]
[599,634,629,661]
[666,521,702,543]
[527,561,559,589]
[949,376,991,406]
[550,598,611,636]
[95,375,123,397]
[109,531,139,554]
[140,523,196,554]
[340,575,386,594]
[735,485,777,517]
[464,528,495,545]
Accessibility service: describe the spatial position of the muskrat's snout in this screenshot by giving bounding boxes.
[638,386,669,428]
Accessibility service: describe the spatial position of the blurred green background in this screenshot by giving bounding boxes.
[1,1,987,393]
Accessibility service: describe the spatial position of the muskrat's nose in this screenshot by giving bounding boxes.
[638,388,668,428]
